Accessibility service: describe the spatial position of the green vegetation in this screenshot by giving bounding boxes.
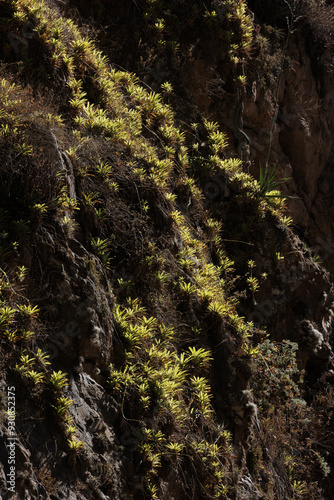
[0,0,333,498]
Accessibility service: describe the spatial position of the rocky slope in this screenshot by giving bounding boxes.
[1,0,334,499]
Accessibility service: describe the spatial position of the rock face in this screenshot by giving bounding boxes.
[1,1,334,499]
[180,28,334,275]
[274,36,334,273]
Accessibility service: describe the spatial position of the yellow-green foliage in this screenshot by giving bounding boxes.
[110,295,234,494]
[172,212,237,321]
[4,0,180,193]
[2,0,289,221]
[0,1,317,497]
[0,265,81,450]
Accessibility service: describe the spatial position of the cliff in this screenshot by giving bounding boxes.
[0,1,334,499]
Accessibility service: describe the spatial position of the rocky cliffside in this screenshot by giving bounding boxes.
[1,1,334,499]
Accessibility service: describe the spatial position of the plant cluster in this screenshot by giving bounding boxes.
[250,339,325,497]
[110,296,234,498]
[0,1,331,498]
[0,263,84,464]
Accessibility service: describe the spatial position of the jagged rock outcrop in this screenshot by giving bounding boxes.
[1,1,334,499]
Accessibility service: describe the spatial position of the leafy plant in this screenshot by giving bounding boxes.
[3,329,19,343]
[252,339,302,408]
[247,276,260,293]
[165,442,184,454]
[67,437,85,452]
[52,397,74,418]
[258,164,290,198]
[91,238,112,268]
[49,371,69,391]
[82,191,101,207]
[26,370,44,385]
[17,304,40,318]
[183,346,213,370]
[14,353,35,374]
[161,81,173,95]
[65,425,78,436]
[0,306,16,326]
[190,376,213,416]
[16,265,28,281]
[60,216,79,238]
[94,160,113,177]
[35,348,51,367]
